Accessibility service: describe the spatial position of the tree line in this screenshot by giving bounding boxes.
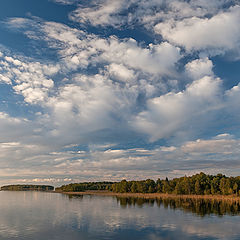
[111,172,240,195]
[1,185,54,191]
[55,181,114,192]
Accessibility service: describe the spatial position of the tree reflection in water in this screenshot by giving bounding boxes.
[67,194,240,217]
[116,197,240,217]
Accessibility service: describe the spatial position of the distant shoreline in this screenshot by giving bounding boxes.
[0,184,54,191]
[57,191,240,201]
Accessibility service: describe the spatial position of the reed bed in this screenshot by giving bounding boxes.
[58,191,240,202]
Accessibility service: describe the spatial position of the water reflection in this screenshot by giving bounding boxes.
[114,197,240,217]
[1,191,240,240]
[67,194,240,217]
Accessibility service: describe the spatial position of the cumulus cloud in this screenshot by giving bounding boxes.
[70,0,127,26]
[41,21,181,76]
[46,0,240,62]
[43,72,140,146]
[0,51,59,104]
[3,15,240,144]
[133,76,222,141]
[185,57,214,80]
[106,63,136,82]
[67,0,232,29]
[2,18,184,145]
[154,5,240,55]
[57,0,240,57]
[97,39,181,75]
[7,18,181,77]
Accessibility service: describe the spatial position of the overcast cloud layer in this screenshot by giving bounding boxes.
[0,0,240,186]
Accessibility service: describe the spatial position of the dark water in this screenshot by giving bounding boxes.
[0,192,240,240]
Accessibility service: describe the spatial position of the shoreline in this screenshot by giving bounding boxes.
[57,191,240,201]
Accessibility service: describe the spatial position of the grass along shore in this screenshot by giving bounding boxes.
[57,190,240,202]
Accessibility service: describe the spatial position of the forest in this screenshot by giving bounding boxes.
[1,185,54,191]
[111,172,240,195]
[55,181,114,192]
[56,173,240,196]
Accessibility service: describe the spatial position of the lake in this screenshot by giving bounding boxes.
[0,191,240,240]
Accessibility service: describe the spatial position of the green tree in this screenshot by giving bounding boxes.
[233,182,238,195]
[182,177,191,194]
[174,182,183,194]
[195,180,201,195]
[131,182,137,193]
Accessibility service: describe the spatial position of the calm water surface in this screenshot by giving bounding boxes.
[0,191,240,240]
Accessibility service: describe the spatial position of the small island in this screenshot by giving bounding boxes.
[1,185,54,191]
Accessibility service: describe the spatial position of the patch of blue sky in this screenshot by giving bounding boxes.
[0,1,73,60]
[0,0,74,24]
[0,97,46,122]
[84,25,156,46]
[213,56,240,89]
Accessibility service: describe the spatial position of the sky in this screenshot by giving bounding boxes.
[0,0,240,187]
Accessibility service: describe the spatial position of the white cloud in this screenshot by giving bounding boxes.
[8,19,181,77]
[42,22,181,76]
[3,14,240,156]
[154,6,240,54]
[213,133,234,140]
[181,137,240,155]
[133,76,222,141]
[97,39,181,75]
[0,52,59,104]
[67,0,231,30]
[70,0,126,26]
[106,63,136,82]
[52,0,78,4]
[185,57,214,80]
[44,73,139,144]
[160,146,177,152]
[0,74,11,84]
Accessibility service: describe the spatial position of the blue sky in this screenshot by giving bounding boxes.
[0,0,240,186]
